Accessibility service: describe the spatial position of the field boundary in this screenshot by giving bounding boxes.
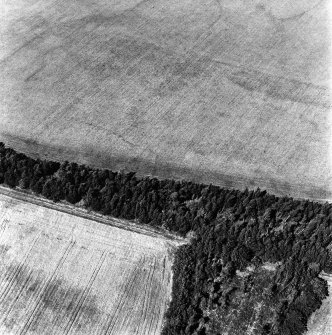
[0,186,186,244]
[2,134,331,203]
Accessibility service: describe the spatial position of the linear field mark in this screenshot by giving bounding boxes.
[18,241,76,335]
[0,233,41,303]
[62,250,107,335]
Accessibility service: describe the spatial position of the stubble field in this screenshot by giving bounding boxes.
[0,0,331,201]
[0,191,178,335]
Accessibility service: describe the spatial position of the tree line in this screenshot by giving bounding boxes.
[0,142,331,334]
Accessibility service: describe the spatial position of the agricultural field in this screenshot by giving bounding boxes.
[0,0,331,201]
[0,191,179,335]
[306,273,332,335]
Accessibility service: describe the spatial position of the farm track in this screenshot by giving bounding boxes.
[0,186,184,243]
[0,189,179,335]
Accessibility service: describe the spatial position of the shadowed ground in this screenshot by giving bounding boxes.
[0,0,331,200]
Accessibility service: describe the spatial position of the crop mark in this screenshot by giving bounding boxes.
[133,256,156,334]
[89,262,132,335]
[24,64,46,82]
[0,261,103,334]
[125,0,153,13]
[264,0,325,22]
[227,69,330,109]
[0,193,176,335]
[62,251,107,335]
[102,257,145,335]
[147,260,162,335]
[137,257,153,334]
[0,265,35,326]
[0,233,41,302]
[31,276,101,335]
[31,17,110,135]
[0,218,8,240]
[43,277,77,335]
[152,13,220,98]
[154,58,215,150]
[0,34,45,64]
[140,256,158,335]
[116,254,153,333]
[135,255,154,333]
[0,244,10,257]
[162,256,166,281]
[78,120,140,150]
[18,240,75,335]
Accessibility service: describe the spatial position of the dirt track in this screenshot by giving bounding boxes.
[0,190,180,335]
[0,186,184,242]
[0,0,331,200]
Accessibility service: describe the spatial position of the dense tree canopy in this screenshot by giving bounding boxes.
[0,142,331,334]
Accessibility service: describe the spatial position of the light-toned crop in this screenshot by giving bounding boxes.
[0,0,330,201]
[0,192,178,335]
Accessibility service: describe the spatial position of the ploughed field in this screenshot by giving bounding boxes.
[0,192,177,335]
[1,0,331,201]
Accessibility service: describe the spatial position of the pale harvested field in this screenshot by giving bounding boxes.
[0,192,178,335]
[0,0,331,200]
[306,272,332,335]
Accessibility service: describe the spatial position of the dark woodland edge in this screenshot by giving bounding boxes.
[0,142,331,335]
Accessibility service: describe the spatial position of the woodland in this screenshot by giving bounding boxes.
[0,142,331,335]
